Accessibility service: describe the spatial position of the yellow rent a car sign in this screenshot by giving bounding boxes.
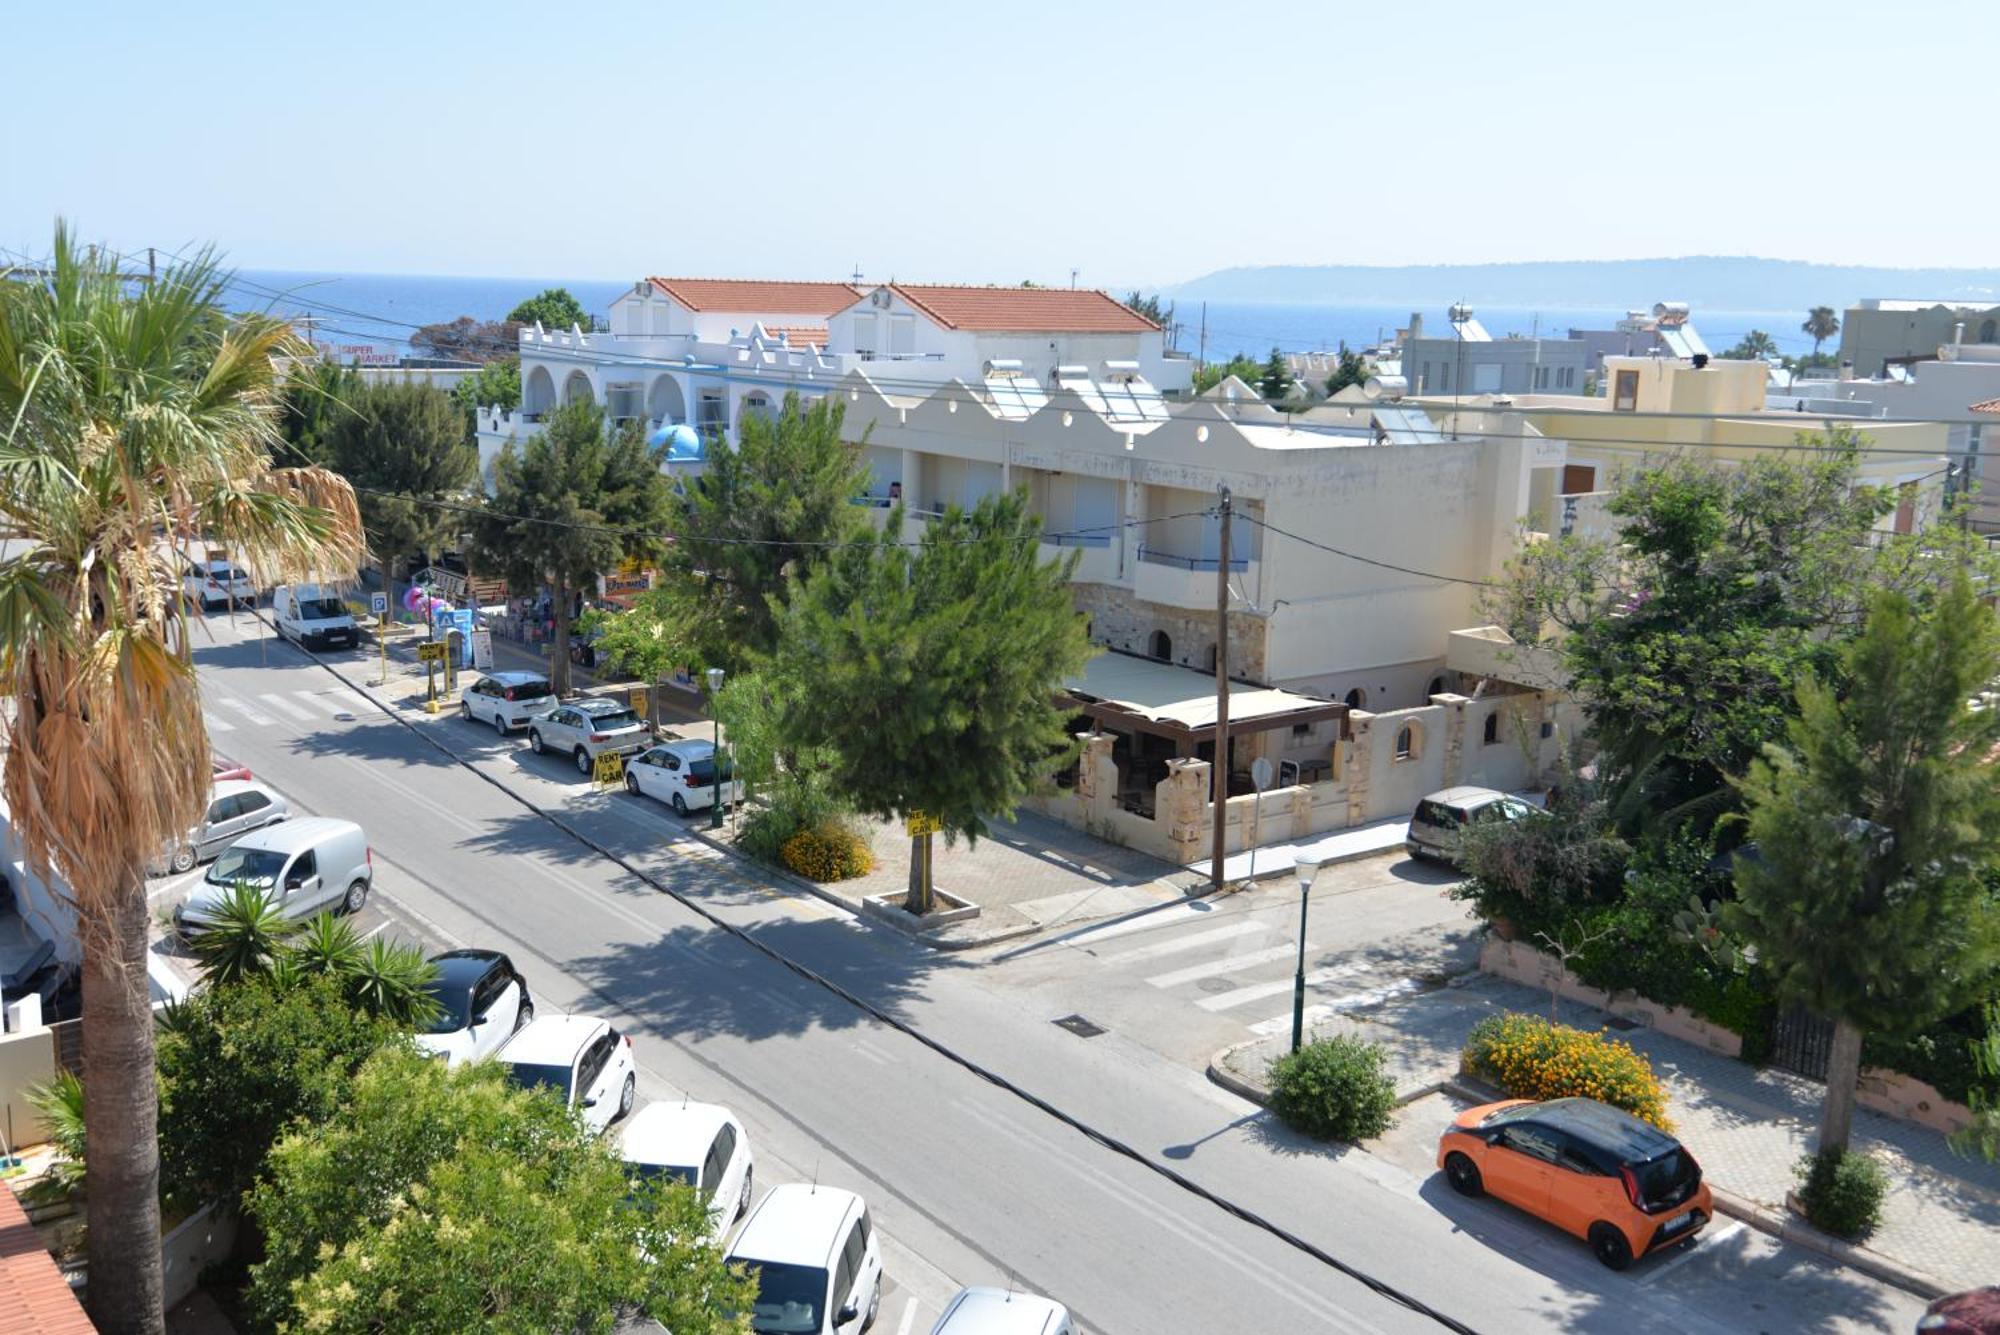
[593,752,626,789]
[905,810,942,838]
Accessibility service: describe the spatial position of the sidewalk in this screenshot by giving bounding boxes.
[1210,967,2000,1298]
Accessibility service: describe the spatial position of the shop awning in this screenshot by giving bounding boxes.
[1060,652,1346,743]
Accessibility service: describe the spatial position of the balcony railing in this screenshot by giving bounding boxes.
[1137,547,1247,572]
[1041,531,1113,548]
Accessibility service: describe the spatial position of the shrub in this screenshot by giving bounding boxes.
[1268,1036,1398,1142]
[1794,1148,1887,1240]
[1463,1012,1673,1131]
[21,1070,85,1204]
[780,823,874,882]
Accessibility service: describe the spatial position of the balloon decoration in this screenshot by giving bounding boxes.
[403,584,453,622]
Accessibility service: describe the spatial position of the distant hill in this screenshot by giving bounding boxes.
[1165,257,2000,311]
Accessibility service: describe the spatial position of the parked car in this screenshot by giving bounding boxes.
[1406,786,1537,865]
[174,817,373,934]
[459,671,558,734]
[624,739,743,817]
[930,1288,1075,1335]
[1437,1096,1711,1270]
[727,1183,883,1335]
[182,557,258,611]
[159,778,290,874]
[527,697,649,777]
[619,1101,755,1240]
[415,949,533,1066]
[494,1014,636,1134]
[210,754,252,783]
[271,583,359,651]
[1921,1287,2000,1334]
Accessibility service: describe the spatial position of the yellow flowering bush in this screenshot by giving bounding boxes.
[780,824,874,882]
[1462,1012,1673,1131]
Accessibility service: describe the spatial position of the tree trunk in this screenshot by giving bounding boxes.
[550,575,571,698]
[906,831,933,916]
[82,874,165,1334]
[1817,1017,1865,1155]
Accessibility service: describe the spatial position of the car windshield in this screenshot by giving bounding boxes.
[1413,799,1467,828]
[583,708,640,729]
[1480,1103,1540,1127]
[301,598,346,619]
[206,564,248,580]
[505,1062,575,1101]
[420,983,473,1034]
[206,847,286,890]
[743,1262,827,1334]
[1632,1148,1700,1208]
[628,1161,698,1188]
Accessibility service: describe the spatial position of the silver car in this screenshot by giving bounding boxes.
[526,697,649,777]
[159,779,290,874]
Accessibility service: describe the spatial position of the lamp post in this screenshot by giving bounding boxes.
[706,666,726,830]
[1291,853,1324,1054]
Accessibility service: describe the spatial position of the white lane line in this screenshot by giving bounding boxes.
[258,692,315,721]
[1196,961,1369,1012]
[201,709,235,733]
[214,697,274,726]
[1062,901,1221,946]
[1144,941,1313,989]
[1244,979,1427,1036]
[1100,921,1264,965]
[1640,1219,1743,1285]
[1251,1004,1335,1038]
[358,921,391,942]
[292,690,357,718]
[894,1297,917,1335]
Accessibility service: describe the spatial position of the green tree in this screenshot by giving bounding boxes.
[325,377,478,596]
[507,286,590,331]
[1802,305,1841,362]
[1324,348,1369,396]
[1190,351,1265,395]
[467,398,675,696]
[578,581,712,728]
[1953,1002,2000,1162]
[248,1048,753,1333]
[769,492,1095,911]
[1725,329,1781,361]
[1259,345,1294,400]
[0,224,364,1334]
[451,354,522,417]
[665,391,870,669]
[1729,575,2000,1154]
[410,314,517,363]
[275,359,363,467]
[1123,290,1170,327]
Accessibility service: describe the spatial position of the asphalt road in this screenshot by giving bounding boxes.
[177,610,1928,1335]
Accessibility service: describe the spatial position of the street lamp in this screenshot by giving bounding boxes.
[705,667,726,829]
[1290,853,1324,1054]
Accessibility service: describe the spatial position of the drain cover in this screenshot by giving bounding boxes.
[1196,977,1237,994]
[1053,1013,1106,1038]
[1604,1015,1641,1031]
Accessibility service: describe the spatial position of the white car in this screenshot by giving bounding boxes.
[619,1101,755,1240]
[624,739,743,817]
[526,697,649,777]
[459,671,558,734]
[415,949,533,1066]
[727,1184,883,1335]
[930,1288,1075,1335]
[159,778,290,874]
[494,1014,636,1134]
[183,557,257,611]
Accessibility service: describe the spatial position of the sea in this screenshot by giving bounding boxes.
[228,269,1820,361]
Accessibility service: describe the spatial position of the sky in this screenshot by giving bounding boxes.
[8,0,1998,288]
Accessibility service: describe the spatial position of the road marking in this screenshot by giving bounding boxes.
[1195,960,1369,1012]
[1144,941,1313,989]
[1243,980,1426,1036]
[358,921,391,942]
[258,692,316,721]
[214,697,274,726]
[1640,1219,1742,1285]
[894,1298,917,1335]
[1062,901,1220,946]
[292,690,357,718]
[1100,921,1264,965]
[200,709,235,733]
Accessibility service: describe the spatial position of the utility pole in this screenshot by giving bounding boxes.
[1199,303,1208,372]
[146,247,156,287]
[1210,486,1233,888]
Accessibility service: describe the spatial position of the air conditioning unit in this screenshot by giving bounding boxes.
[871,288,892,309]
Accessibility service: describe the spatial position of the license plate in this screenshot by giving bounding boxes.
[1659,1209,1701,1239]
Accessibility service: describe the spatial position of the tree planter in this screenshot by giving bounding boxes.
[861,887,979,933]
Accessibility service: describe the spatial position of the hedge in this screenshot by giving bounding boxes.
[779,824,874,882]
[1463,1012,1673,1131]
[1268,1036,1398,1142]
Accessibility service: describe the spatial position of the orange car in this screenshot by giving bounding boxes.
[1437,1096,1712,1270]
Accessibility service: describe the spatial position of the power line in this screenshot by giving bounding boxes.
[1237,514,1504,589]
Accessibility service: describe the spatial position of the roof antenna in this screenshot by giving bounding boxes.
[810,1159,820,1194]
[681,1087,689,1110]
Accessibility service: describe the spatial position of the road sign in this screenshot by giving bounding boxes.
[369,591,389,617]
[592,751,626,789]
[629,687,648,717]
[416,641,448,664]
[905,810,943,838]
[471,627,493,670]
[1251,757,1274,792]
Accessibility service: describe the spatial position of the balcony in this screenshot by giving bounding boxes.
[1134,547,1250,609]
[1039,530,1118,583]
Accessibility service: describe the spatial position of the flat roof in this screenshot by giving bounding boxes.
[1061,652,1345,741]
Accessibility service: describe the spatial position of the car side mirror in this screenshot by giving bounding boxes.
[284,876,304,892]
[836,1303,859,1325]
[581,1095,598,1108]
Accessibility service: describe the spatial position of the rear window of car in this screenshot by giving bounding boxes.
[689,757,735,784]
[1631,1148,1701,1208]
[512,678,554,699]
[1413,799,1467,828]
[583,708,640,729]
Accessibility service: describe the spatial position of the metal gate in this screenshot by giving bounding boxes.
[1768,1005,1835,1081]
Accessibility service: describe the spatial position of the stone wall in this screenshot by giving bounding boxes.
[1067,583,1270,683]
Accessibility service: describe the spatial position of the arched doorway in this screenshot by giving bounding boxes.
[1344,687,1366,710]
[1149,630,1172,661]
[563,370,594,405]
[647,374,686,423]
[523,366,556,417]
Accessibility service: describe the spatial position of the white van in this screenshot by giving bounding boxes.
[271,584,359,651]
[727,1184,883,1334]
[174,816,372,934]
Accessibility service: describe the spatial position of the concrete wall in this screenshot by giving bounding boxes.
[0,1026,56,1148]
[1840,302,2000,378]
[1405,337,1588,396]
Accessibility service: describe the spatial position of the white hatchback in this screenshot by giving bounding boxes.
[459,671,558,734]
[624,739,743,817]
[182,557,258,611]
[728,1183,883,1335]
[619,1101,755,1240]
[494,1014,636,1134]
[930,1288,1075,1335]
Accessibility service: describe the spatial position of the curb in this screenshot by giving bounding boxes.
[1204,1037,1448,1111]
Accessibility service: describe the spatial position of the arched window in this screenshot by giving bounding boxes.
[1395,725,1415,760]
[1483,713,1500,746]
[1149,630,1172,662]
[1428,674,1447,698]
[1344,687,1366,710]
[741,391,774,423]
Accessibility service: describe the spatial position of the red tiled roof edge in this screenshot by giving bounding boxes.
[644,278,862,317]
[0,1182,93,1335]
[1971,396,2000,414]
[884,283,1160,333]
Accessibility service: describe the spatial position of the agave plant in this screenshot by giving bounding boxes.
[22,1069,86,1204]
[344,937,440,1027]
[287,912,363,980]
[189,882,299,986]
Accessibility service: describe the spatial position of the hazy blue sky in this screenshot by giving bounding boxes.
[9,0,1995,286]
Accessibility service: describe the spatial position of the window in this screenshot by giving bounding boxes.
[1983,319,1998,344]
[1612,369,1640,412]
[890,313,916,356]
[237,790,271,817]
[284,849,316,888]
[1292,722,1312,740]
[701,1126,735,1196]
[1472,362,1501,394]
[205,796,237,825]
[576,1033,612,1091]
[833,1227,859,1309]
[1149,630,1172,661]
[472,968,508,1019]
[1428,675,1447,698]
[1344,688,1366,710]
[1483,713,1500,746]
[1394,725,1415,760]
[853,314,877,359]
[1499,1124,1562,1165]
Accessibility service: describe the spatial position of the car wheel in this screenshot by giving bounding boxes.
[670,792,688,816]
[864,1282,880,1331]
[528,729,544,755]
[625,771,640,795]
[575,748,592,776]
[342,879,369,915]
[737,1164,753,1220]
[1589,1223,1634,1272]
[617,1072,636,1121]
[460,700,473,721]
[170,844,197,874]
[1443,1152,1483,1198]
[515,998,534,1030]
[493,712,508,735]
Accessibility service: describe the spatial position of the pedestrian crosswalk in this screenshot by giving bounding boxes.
[200,687,368,732]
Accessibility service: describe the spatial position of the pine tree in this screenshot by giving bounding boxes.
[325,379,477,597]
[1259,345,1293,400]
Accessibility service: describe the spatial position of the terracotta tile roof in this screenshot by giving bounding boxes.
[886,284,1159,334]
[1971,397,2000,414]
[646,278,861,318]
[0,1182,91,1335]
[764,325,829,348]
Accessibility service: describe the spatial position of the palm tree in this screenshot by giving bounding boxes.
[1727,329,1781,362]
[343,936,440,1026]
[189,884,300,986]
[287,911,364,978]
[0,225,361,1334]
[1802,305,1840,362]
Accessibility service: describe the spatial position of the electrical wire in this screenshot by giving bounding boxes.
[1236,514,1505,589]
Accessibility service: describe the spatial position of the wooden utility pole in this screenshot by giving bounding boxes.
[1210,486,1232,887]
